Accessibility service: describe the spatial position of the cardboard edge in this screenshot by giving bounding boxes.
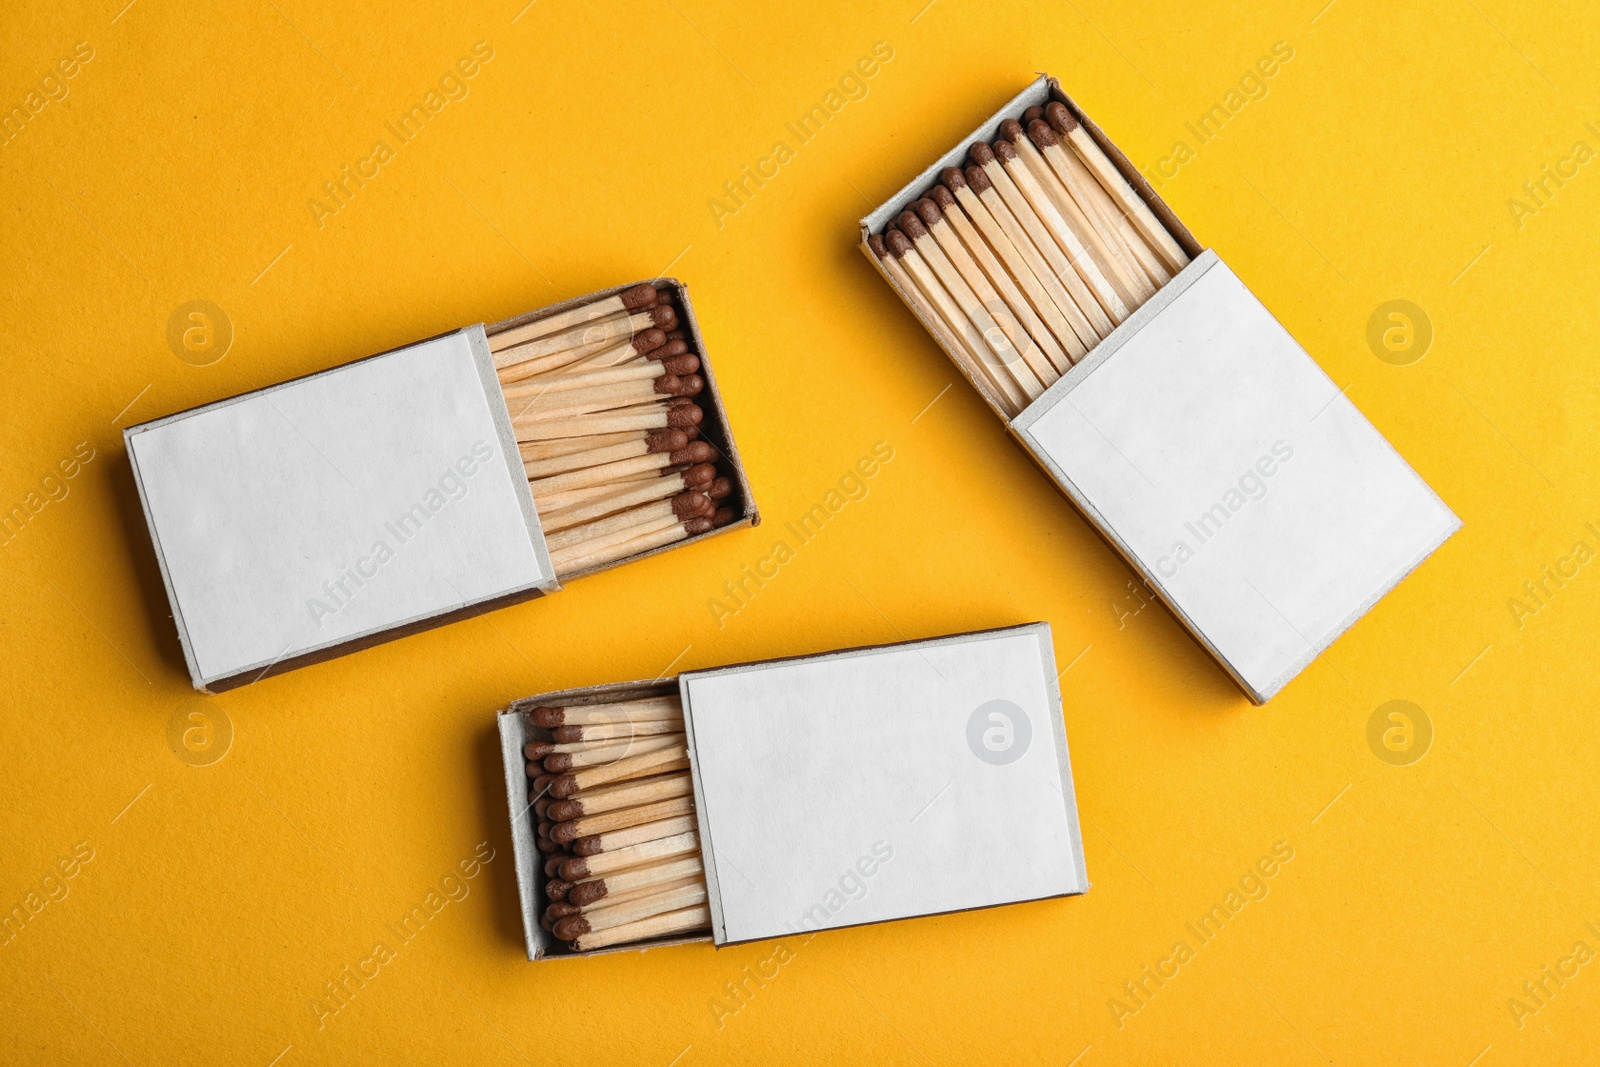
[1029,622,1091,895]
[677,676,726,945]
[465,324,559,589]
[122,425,209,691]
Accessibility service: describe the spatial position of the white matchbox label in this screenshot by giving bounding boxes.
[1012,253,1460,701]
[680,625,1087,946]
[127,327,555,688]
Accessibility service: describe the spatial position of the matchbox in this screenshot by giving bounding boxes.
[125,279,757,692]
[497,622,1089,960]
[859,76,1459,702]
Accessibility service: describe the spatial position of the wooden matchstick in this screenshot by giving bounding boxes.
[542,733,682,772]
[866,233,989,375]
[521,430,690,480]
[911,197,1064,386]
[1024,116,1170,290]
[558,830,699,881]
[519,429,657,463]
[567,903,711,950]
[531,698,681,727]
[988,138,1129,324]
[923,185,1074,375]
[894,210,1045,402]
[971,143,1120,333]
[1045,102,1190,274]
[517,374,705,423]
[547,770,693,824]
[580,874,701,914]
[534,460,711,517]
[553,719,684,744]
[526,728,684,759]
[551,513,720,574]
[567,854,704,907]
[956,165,1101,354]
[490,284,659,351]
[530,442,715,497]
[493,305,677,371]
[550,748,688,796]
[571,813,699,855]
[542,493,712,553]
[513,402,702,443]
[498,328,671,387]
[554,880,708,941]
[999,118,1152,307]
[539,464,713,532]
[551,794,695,841]
[882,229,1032,414]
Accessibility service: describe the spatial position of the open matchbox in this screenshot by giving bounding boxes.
[860,76,1460,702]
[497,623,1089,960]
[125,279,757,692]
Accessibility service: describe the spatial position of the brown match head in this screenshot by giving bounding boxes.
[653,374,685,396]
[558,857,590,881]
[549,774,581,798]
[538,914,553,933]
[552,915,591,941]
[868,233,889,258]
[684,516,713,535]
[964,165,993,193]
[534,835,559,853]
[536,818,553,837]
[1022,105,1043,124]
[940,166,967,191]
[968,141,996,166]
[682,462,716,488]
[661,353,700,376]
[645,428,689,453]
[884,229,913,257]
[549,811,583,835]
[671,490,711,519]
[647,339,690,362]
[666,403,703,429]
[998,118,1025,142]
[631,328,666,355]
[572,835,602,857]
[620,283,660,309]
[928,185,957,211]
[670,441,715,465]
[993,138,1018,163]
[568,881,608,907]
[532,773,554,792]
[665,328,686,341]
[712,505,737,527]
[647,305,677,330]
[1027,118,1059,148]
[545,879,573,901]
[895,211,928,241]
[530,706,564,727]
[1045,101,1079,135]
[533,797,550,818]
[551,725,584,743]
[543,854,565,878]
[524,760,541,777]
[524,741,553,759]
[913,197,943,226]
[706,476,733,501]
[682,424,700,441]
[543,752,576,772]
[546,901,579,920]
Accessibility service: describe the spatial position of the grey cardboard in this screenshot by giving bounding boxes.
[858,76,1457,702]
[498,623,1088,961]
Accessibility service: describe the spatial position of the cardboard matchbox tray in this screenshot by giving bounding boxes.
[125,279,757,692]
[859,76,1460,703]
[497,623,1089,960]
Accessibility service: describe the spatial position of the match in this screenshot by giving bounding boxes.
[490,283,741,579]
[526,691,713,952]
[867,95,1193,414]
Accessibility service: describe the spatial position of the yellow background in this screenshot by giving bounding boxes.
[3,0,1597,1063]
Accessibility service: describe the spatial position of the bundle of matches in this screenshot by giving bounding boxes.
[869,102,1191,416]
[490,284,738,576]
[526,693,710,952]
